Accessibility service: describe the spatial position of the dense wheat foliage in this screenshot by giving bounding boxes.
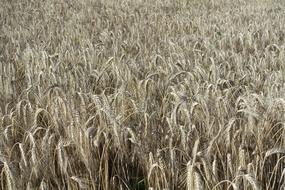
[1,0,285,189]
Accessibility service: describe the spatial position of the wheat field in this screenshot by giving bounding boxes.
[0,0,285,189]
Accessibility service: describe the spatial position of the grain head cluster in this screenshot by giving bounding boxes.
[0,0,285,189]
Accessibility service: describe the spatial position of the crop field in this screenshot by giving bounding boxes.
[1,0,285,189]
